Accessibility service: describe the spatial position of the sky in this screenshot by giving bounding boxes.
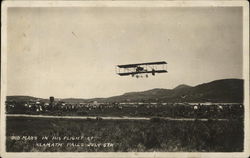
[7,7,243,98]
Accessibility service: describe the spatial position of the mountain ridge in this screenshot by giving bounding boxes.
[174,84,192,90]
[7,78,243,103]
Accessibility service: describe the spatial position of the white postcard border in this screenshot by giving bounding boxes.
[1,1,249,158]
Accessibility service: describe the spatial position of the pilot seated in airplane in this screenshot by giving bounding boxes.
[136,66,144,72]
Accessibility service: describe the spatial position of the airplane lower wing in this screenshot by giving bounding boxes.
[117,70,167,76]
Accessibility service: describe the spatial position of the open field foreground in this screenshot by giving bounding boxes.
[6,116,243,152]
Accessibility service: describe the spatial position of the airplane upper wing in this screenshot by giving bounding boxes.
[117,61,167,68]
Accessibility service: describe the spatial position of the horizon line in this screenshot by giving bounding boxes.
[6,78,243,100]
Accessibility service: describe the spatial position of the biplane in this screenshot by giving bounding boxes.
[116,61,167,78]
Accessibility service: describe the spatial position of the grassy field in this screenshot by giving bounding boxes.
[6,116,243,152]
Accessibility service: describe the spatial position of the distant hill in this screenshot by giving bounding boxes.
[6,79,243,103]
[103,79,243,103]
[185,79,243,103]
[61,98,87,103]
[6,96,41,102]
[174,84,192,90]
